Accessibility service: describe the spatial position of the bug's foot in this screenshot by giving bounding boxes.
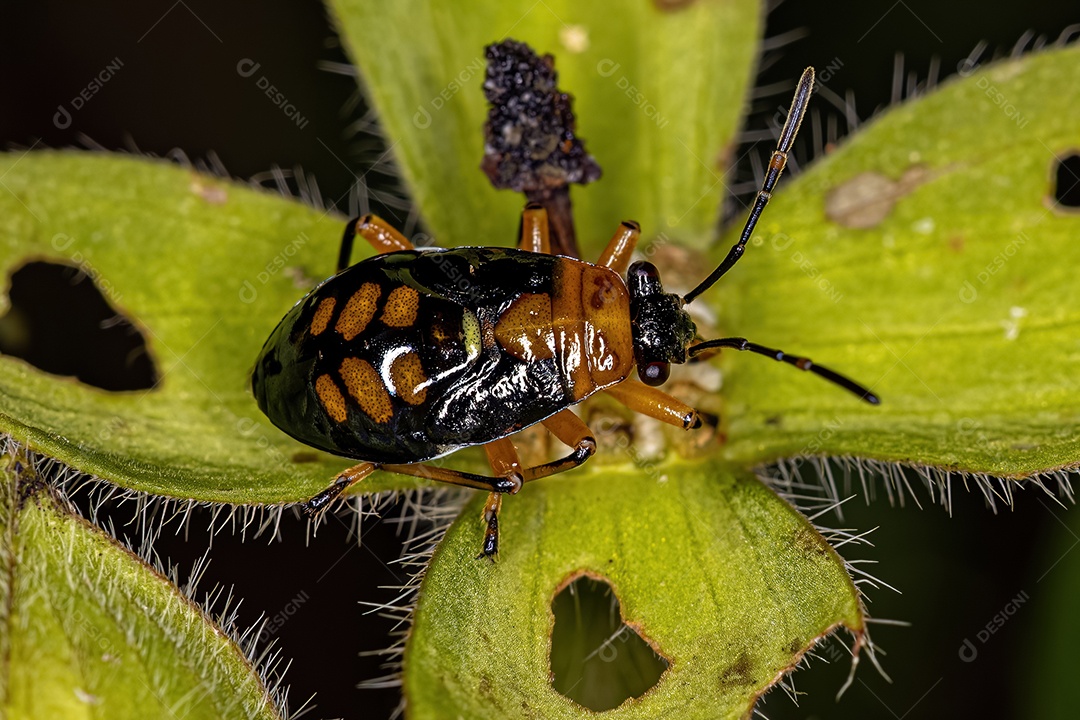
[302,478,349,516]
[475,506,500,562]
[302,463,379,517]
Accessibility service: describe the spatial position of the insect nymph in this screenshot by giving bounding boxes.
[252,68,878,558]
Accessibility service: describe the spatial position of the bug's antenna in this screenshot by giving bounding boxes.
[683,67,815,305]
[688,337,880,404]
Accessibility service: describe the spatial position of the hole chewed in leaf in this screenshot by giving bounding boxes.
[550,574,668,711]
[0,260,157,391]
[1051,152,1080,209]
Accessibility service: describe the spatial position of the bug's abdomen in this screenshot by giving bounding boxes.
[253,248,619,464]
[253,253,476,462]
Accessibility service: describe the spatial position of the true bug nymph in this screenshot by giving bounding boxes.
[252,68,878,558]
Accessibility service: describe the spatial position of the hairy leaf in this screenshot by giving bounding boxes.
[714,47,1080,476]
[405,459,862,719]
[0,152,416,502]
[0,449,282,719]
[331,0,761,253]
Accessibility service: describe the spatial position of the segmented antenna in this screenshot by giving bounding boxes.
[688,337,880,404]
[683,67,815,304]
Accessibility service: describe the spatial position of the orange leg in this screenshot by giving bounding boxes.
[302,462,378,515]
[478,438,526,558]
[518,202,551,254]
[474,417,595,558]
[337,214,414,271]
[526,409,597,482]
[595,220,640,276]
[604,379,703,429]
[484,437,524,480]
[376,461,522,494]
[310,414,597,558]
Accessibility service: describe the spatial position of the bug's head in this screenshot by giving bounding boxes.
[626,261,697,386]
[622,67,879,406]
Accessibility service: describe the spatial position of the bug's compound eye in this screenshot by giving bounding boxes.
[626,261,663,298]
[638,361,670,386]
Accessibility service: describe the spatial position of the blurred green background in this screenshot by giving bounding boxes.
[2,1,1078,718]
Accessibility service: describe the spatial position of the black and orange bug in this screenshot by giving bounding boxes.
[251,68,879,558]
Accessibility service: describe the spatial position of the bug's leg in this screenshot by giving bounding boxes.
[517,409,597,483]
[603,379,704,430]
[377,462,522,494]
[338,214,414,271]
[477,492,503,560]
[518,203,551,254]
[476,438,526,560]
[595,220,641,276]
[303,462,378,515]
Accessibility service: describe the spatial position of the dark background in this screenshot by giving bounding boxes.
[2,1,1079,718]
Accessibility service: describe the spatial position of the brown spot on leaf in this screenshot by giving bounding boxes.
[949,235,966,253]
[718,651,757,690]
[825,166,931,228]
[190,177,228,204]
[654,0,698,10]
[793,525,829,558]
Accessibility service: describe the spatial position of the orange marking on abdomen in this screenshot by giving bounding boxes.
[339,357,394,424]
[551,258,633,400]
[494,292,555,362]
[580,264,633,388]
[336,283,381,340]
[390,351,429,405]
[315,373,347,423]
[310,297,336,336]
[381,285,420,327]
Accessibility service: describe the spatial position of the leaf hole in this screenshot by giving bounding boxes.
[1052,152,1080,209]
[0,260,158,391]
[550,574,668,711]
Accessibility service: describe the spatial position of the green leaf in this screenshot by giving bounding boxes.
[404,459,862,719]
[0,448,283,719]
[330,0,760,253]
[714,46,1080,476]
[0,151,417,502]
[1024,502,1080,716]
